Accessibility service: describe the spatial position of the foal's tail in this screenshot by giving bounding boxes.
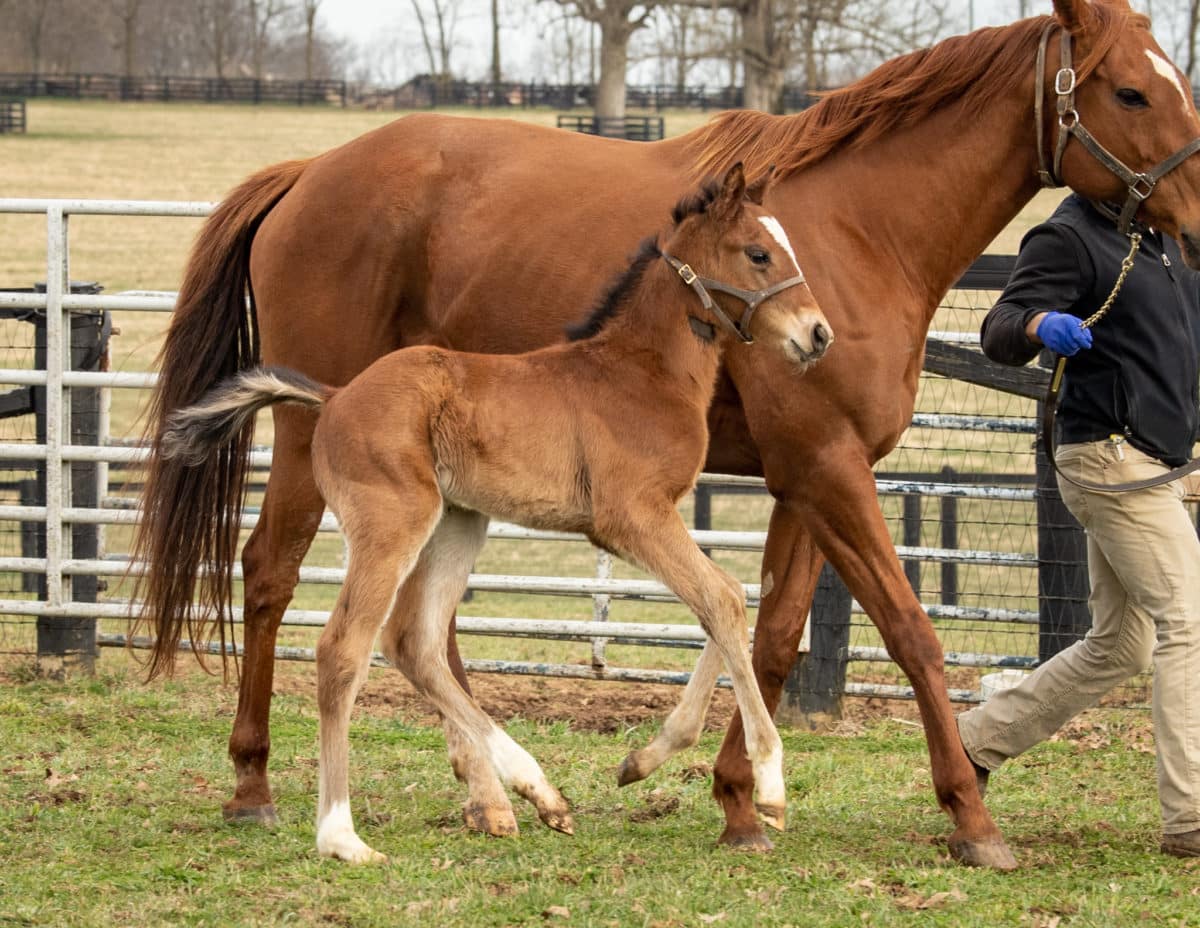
[130,159,308,680]
[160,367,333,466]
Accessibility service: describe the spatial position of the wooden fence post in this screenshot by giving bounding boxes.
[775,563,852,728]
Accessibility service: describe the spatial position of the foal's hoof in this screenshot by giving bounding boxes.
[462,802,519,837]
[717,824,774,853]
[755,802,787,833]
[539,807,575,836]
[617,752,649,787]
[222,801,278,826]
[948,833,1018,871]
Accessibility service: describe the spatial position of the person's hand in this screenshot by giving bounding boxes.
[1036,312,1093,356]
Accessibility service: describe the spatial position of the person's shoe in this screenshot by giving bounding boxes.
[1161,829,1200,858]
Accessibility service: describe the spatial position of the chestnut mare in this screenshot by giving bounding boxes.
[155,166,832,863]
[133,0,1200,870]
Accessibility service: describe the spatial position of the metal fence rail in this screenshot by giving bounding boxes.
[0,197,1062,707]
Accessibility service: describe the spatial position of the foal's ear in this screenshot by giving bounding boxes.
[745,166,774,206]
[714,162,747,221]
[1053,0,1100,35]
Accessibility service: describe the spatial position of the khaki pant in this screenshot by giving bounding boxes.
[958,439,1200,834]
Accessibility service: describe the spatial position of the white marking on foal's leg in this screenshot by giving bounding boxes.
[316,799,386,864]
[485,727,574,834]
[758,216,803,274]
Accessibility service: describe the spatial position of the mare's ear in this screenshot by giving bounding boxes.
[1053,0,1101,35]
[745,165,774,206]
[713,162,747,221]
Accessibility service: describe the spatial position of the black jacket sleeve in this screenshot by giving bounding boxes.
[979,223,1094,366]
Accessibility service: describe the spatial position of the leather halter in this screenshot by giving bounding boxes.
[660,252,806,344]
[1035,22,1200,234]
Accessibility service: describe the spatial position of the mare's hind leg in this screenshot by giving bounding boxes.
[225,409,324,824]
[380,509,519,837]
[315,481,444,863]
[605,506,786,831]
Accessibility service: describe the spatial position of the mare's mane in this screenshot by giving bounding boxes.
[567,179,723,341]
[689,8,1145,182]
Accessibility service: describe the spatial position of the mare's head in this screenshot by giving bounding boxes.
[1049,0,1200,263]
[661,163,832,367]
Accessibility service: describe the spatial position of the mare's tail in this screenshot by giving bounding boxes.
[160,367,332,465]
[130,159,309,679]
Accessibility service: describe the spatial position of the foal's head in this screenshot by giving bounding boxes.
[661,163,832,367]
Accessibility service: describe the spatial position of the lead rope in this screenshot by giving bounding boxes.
[1043,231,1200,493]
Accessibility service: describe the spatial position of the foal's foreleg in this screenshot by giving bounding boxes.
[611,509,785,831]
[380,510,519,837]
[315,491,442,864]
[617,641,723,786]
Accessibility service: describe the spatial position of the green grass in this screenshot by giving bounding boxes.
[1,660,1196,927]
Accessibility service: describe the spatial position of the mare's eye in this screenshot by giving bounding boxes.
[1115,87,1149,108]
[746,247,770,266]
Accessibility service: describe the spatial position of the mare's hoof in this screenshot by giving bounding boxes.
[755,802,787,833]
[717,825,774,853]
[462,803,519,837]
[948,833,1018,870]
[617,753,648,787]
[222,802,278,826]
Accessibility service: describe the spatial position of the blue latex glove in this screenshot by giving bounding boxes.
[1036,312,1093,356]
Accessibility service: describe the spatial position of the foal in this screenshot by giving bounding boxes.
[160,164,832,863]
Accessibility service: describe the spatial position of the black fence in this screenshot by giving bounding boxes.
[0,72,823,112]
[0,99,25,133]
[555,113,664,141]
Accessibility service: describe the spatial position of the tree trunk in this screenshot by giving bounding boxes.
[740,0,784,113]
[491,0,501,83]
[595,22,629,122]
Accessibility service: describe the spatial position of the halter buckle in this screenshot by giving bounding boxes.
[1129,174,1155,201]
[676,264,697,285]
[1054,67,1076,95]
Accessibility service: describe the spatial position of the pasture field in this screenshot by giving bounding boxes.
[2,656,1198,928]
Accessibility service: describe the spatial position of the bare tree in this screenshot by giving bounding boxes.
[301,0,323,80]
[105,0,143,76]
[546,1,660,120]
[248,0,290,79]
[194,0,244,79]
[1185,0,1200,82]
[409,0,461,81]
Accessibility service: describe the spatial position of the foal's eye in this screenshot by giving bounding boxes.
[1115,87,1149,108]
[746,247,771,266]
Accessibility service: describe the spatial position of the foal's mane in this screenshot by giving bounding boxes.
[567,180,722,341]
[688,7,1144,182]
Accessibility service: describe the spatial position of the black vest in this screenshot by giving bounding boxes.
[1054,196,1200,466]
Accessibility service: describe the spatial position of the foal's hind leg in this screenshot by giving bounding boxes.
[315,485,443,864]
[384,516,573,835]
[607,507,786,831]
[380,509,519,837]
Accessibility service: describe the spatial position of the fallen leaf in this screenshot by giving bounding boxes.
[542,905,570,919]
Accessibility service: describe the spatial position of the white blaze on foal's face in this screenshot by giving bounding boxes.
[758,215,802,275]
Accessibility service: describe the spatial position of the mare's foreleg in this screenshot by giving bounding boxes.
[380,509,520,837]
[607,507,785,831]
[225,411,324,824]
[720,461,1016,869]
[710,503,823,851]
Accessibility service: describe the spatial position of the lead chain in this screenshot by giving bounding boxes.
[1080,231,1142,329]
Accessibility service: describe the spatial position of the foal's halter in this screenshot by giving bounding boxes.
[660,252,806,344]
[1035,22,1200,234]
